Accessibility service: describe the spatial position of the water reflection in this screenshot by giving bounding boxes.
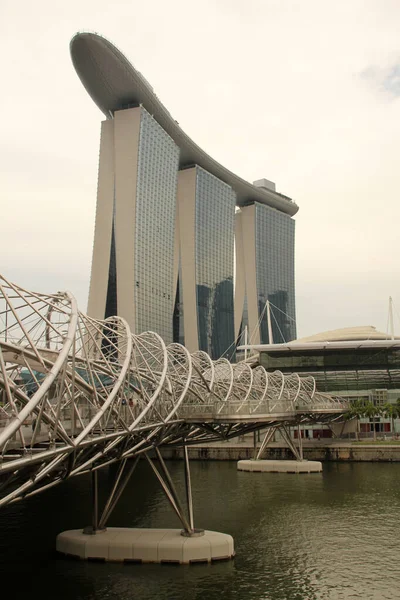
[1,461,400,599]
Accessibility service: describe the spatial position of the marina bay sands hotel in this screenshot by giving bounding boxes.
[71,32,298,359]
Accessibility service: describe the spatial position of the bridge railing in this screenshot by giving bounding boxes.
[177,398,296,419]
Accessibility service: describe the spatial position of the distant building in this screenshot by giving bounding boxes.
[235,201,296,346]
[70,32,298,355]
[176,167,235,358]
[241,326,400,403]
[239,326,400,437]
[89,106,179,344]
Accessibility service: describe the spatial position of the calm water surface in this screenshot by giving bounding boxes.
[1,461,400,600]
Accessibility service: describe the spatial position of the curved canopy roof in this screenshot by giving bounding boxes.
[294,325,400,344]
[70,32,298,216]
[238,326,400,354]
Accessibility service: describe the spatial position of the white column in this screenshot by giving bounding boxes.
[234,210,245,341]
[177,168,199,353]
[87,119,115,319]
[113,107,141,332]
[241,205,260,345]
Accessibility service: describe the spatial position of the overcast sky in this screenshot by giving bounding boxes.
[1,0,400,339]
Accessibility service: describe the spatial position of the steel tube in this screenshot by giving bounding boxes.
[183,444,194,531]
[98,457,139,529]
[144,453,191,532]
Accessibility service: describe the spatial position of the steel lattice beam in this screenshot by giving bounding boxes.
[0,276,347,508]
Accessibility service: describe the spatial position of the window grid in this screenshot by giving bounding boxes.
[255,202,296,344]
[135,108,179,343]
[195,167,236,359]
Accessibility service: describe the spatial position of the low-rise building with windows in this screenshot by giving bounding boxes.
[240,326,400,437]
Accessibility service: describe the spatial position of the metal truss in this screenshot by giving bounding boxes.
[0,275,347,508]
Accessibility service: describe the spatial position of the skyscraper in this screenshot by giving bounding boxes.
[176,166,235,358]
[235,198,296,346]
[87,106,179,344]
[70,32,298,356]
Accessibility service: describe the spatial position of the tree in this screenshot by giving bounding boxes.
[344,399,365,440]
[394,404,400,436]
[362,402,382,441]
[382,402,400,436]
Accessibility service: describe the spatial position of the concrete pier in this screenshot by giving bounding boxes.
[237,459,322,473]
[161,441,400,462]
[56,527,234,564]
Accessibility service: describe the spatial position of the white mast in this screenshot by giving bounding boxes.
[389,296,394,340]
[266,300,274,344]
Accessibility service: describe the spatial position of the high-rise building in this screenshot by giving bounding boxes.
[235,201,296,346]
[176,166,236,358]
[70,32,298,356]
[87,106,179,344]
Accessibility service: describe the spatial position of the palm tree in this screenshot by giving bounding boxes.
[344,399,364,440]
[362,402,382,441]
[394,404,400,437]
[382,403,395,437]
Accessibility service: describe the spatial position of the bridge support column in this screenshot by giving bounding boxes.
[91,470,99,532]
[82,458,141,535]
[97,457,140,530]
[255,426,277,460]
[279,425,303,461]
[238,424,322,473]
[57,449,234,564]
[145,448,202,537]
[183,444,194,532]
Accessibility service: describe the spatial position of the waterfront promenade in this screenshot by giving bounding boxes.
[161,435,400,462]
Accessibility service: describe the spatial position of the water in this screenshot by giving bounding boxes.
[1,461,400,599]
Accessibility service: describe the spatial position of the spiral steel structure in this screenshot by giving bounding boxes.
[0,276,346,508]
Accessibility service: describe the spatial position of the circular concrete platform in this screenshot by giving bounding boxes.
[237,459,322,473]
[56,527,234,564]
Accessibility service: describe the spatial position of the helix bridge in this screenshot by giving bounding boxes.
[0,275,347,515]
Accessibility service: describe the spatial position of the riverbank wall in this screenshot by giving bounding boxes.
[161,442,400,462]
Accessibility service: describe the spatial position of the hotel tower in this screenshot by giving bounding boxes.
[70,33,298,358]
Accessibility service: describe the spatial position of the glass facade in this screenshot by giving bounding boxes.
[105,199,117,319]
[255,203,296,343]
[195,167,236,360]
[134,108,179,343]
[238,295,249,344]
[173,267,184,346]
[102,108,297,358]
[259,347,400,393]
